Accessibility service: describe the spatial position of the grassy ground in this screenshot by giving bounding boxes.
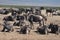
[0,14,60,40]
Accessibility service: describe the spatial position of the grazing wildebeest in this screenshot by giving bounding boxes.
[28,14,47,29]
[48,23,60,35]
[3,16,14,21]
[13,21,20,26]
[1,21,14,32]
[46,8,53,16]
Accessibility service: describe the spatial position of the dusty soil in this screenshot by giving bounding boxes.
[0,14,60,40]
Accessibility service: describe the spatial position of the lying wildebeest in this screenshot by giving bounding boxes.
[36,23,60,35]
[47,23,60,35]
[28,14,47,29]
[3,16,14,21]
[19,25,30,34]
[1,21,14,32]
[0,9,9,15]
[37,25,47,34]
[14,20,31,34]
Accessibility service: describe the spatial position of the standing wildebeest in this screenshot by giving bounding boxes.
[46,8,53,16]
[28,14,47,29]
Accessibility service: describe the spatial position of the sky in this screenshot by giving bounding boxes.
[0,0,60,6]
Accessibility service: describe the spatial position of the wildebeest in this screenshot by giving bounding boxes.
[28,14,47,29]
[34,9,41,15]
[56,10,60,15]
[47,23,60,35]
[37,25,48,34]
[19,24,30,34]
[1,21,14,32]
[46,8,53,16]
[25,8,33,13]
[13,19,31,34]
[0,9,10,15]
[16,15,25,21]
[3,16,14,21]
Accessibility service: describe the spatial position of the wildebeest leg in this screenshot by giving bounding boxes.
[30,23,34,29]
[42,20,44,26]
[50,13,52,17]
[19,28,23,34]
[46,13,48,16]
[30,21,34,29]
[39,21,41,26]
[26,27,31,34]
[39,20,44,26]
[1,26,6,32]
[45,26,48,35]
[6,29,11,32]
[24,15,27,20]
[56,27,60,35]
[51,13,53,17]
[11,27,14,32]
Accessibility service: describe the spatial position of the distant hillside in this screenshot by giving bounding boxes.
[0,5,60,9]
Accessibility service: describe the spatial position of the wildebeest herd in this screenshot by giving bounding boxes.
[0,7,60,35]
